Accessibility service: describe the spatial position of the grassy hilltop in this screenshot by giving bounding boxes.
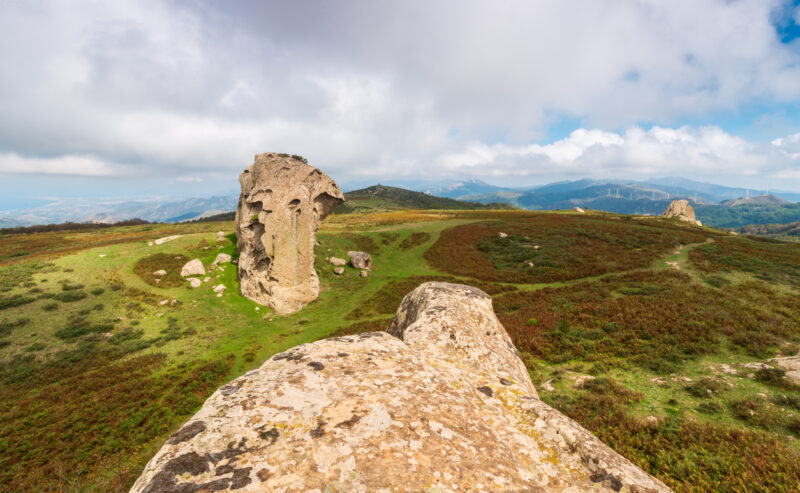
[1,208,800,491]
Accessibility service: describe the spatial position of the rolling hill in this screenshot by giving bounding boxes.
[334,184,514,214]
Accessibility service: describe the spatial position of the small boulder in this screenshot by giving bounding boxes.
[360,270,368,277]
[498,232,509,238]
[180,259,205,277]
[188,278,202,288]
[573,375,595,389]
[347,251,372,270]
[153,269,167,277]
[329,257,346,266]
[573,207,585,213]
[213,284,226,294]
[211,253,232,267]
[334,267,344,275]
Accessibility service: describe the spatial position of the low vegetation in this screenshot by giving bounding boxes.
[1,209,799,492]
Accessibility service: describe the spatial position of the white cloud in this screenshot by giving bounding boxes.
[437,126,797,182]
[1,0,800,191]
[0,153,131,176]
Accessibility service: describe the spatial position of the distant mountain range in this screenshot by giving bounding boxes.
[2,176,800,229]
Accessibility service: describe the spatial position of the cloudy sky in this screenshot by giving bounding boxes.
[1,0,800,203]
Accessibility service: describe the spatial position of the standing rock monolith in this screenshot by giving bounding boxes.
[235,153,344,314]
[662,200,702,226]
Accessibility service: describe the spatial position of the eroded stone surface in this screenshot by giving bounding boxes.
[132,282,671,493]
[235,153,344,314]
[662,200,702,226]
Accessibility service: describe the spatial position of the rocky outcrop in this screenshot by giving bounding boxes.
[235,153,344,314]
[347,251,372,270]
[662,200,702,226]
[132,282,671,493]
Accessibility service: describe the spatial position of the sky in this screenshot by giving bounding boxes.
[2,0,800,203]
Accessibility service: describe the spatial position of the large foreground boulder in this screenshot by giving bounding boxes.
[133,282,670,492]
[235,153,344,314]
[662,200,702,226]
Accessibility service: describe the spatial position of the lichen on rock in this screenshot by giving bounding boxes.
[132,282,671,493]
[234,153,344,314]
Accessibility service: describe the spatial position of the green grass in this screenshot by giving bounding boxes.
[0,210,799,492]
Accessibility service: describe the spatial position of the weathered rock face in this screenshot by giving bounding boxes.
[132,282,670,493]
[662,200,702,226]
[235,153,344,314]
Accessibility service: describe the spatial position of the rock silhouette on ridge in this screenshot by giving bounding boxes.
[131,282,671,493]
[661,200,702,226]
[235,153,344,314]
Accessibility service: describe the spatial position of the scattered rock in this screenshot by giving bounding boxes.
[573,375,595,389]
[347,251,372,270]
[154,235,182,245]
[360,270,368,278]
[132,282,670,493]
[333,267,344,275]
[541,379,556,391]
[180,259,205,277]
[147,241,154,246]
[159,300,169,306]
[328,257,347,266]
[662,200,702,226]
[498,232,508,238]
[211,253,231,267]
[216,231,226,241]
[213,284,226,294]
[573,207,585,213]
[203,277,210,283]
[98,254,106,258]
[235,153,344,315]
[188,278,202,289]
[644,416,659,427]
[153,269,167,277]
[769,354,800,386]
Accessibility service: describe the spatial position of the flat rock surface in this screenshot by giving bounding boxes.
[132,282,670,493]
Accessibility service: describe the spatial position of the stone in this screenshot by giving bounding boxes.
[216,231,226,240]
[188,278,201,288]
[213,284,226,294]
[573,206,585,213]
[211,253,232,267]
[154,235,182,245]
[333,267,344,275]
[328,257,346,266]
[769,354,800,386]
[132,282,670,493]
[153,269,167,277]
[662,200,702,226]
[644,416,659,427]
[498,232,508,238]
[180,259,205,277]
[573,375,595,389]
[235,153,344,315]
[360,270,368,277]
[347,251,372,270]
